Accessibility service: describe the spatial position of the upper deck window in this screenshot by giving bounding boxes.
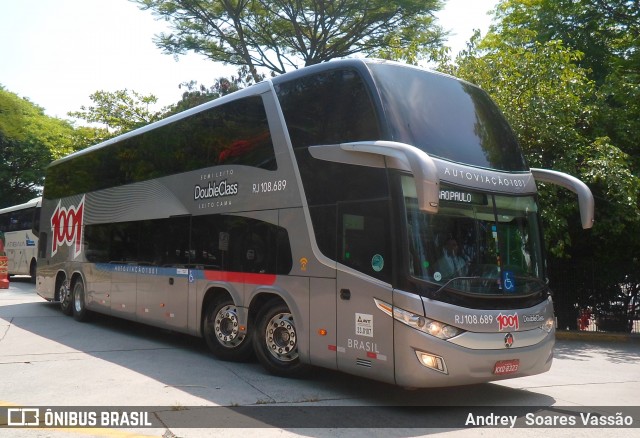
[44,95,276,200]
[368,64,528,171]
[275,68,381,149]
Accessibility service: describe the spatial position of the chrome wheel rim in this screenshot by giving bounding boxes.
[73,284,83,313]
[59,283,70,307]
[265,312,298,362]
[214,305,244,348]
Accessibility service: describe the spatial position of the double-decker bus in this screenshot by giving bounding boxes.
[0,197,41,280]
[36,59,593,387]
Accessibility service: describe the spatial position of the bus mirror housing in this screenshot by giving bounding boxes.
[339,141,440,214]
[530,168,595,229]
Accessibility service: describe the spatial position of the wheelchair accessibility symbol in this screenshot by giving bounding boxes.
[503,270,515,292]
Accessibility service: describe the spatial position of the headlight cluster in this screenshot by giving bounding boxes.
[540,317,555,333]
[374,299,464,340]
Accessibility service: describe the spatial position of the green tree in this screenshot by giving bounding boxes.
[68,89,162,136]
[133,0,446,80]
[0,87,77,207]
[445,29,639,258]
[164,66,265,114]
[490,0,640,167]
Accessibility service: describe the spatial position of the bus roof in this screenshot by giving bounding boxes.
[0,197,42,214]
[49,59,472,169]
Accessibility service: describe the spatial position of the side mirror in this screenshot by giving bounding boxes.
[531,168,595,229]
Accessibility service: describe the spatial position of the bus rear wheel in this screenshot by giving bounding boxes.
[253,299,305,377]
[72,279,90,322]
[203,299,253,361]
[59,280,73,316]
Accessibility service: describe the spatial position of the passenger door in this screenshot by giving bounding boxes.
[335,199,395,384]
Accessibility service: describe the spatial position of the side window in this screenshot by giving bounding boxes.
[2,208,34,231]
[84,214,293,274]
[338,200,392,283]
[191,215,292,275]
[0,213,8,232]
[276,68,380,149]
[33,207,41,234]
[38,232,47,259]
[44,96,276,199]
[138,217,190,267]
[84,224,111,263]
[107,222,139,263]
[190,216,226,271]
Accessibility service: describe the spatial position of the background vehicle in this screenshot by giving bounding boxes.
[0,197,41,281]
[36,60,593,388]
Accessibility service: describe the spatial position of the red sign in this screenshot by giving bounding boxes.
[497,312,519,331]
[51,196,85,258]
[493,359,520,375]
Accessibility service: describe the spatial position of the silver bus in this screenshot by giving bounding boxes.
[0,197,41,280]
[36,59,593,388]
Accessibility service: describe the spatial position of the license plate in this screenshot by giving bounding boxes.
[493,359,520,375]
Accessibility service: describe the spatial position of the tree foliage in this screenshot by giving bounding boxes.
[490,0,640,167]
[133,0,446,80]
[0,87,78,207]
[164,66,265,114]
[444,16,639,257]
[68,89,163,137]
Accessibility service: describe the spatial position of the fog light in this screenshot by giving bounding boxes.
[415,350,448,374]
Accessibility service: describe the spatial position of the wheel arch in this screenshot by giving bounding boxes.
[200,286,238,337]
[54,270,68,302]
[248,287,309,363]
[70,270,84,288]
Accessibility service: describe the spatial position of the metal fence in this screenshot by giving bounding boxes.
[549,259,639,334]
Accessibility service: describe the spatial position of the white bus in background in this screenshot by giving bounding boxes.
[0,197,41,280]
[36,59,594,388]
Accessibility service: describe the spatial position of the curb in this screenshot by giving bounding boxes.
[555,330,640,343]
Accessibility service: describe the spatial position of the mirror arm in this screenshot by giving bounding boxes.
[531,168,595,229]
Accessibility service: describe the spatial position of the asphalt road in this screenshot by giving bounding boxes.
[1,276,639,437]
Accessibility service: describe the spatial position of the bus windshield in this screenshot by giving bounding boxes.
[401,175,545,296]
[369,63,528,172]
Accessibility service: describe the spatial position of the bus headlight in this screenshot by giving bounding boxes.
[540,317,555,333]
[375,299,464,340]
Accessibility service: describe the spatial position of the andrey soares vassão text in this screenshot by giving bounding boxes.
[465,411,635,428]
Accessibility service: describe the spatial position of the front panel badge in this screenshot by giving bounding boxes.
[504,332,514,348]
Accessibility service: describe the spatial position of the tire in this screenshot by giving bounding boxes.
[59,279,73,316]
[72,279,90,322]
[253,299,306,377]
[29,260,36,284]
[203,299,253,361]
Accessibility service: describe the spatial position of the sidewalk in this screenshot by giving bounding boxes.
[556,329,640,343]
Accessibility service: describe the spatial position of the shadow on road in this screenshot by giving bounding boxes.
[0,282,568,434]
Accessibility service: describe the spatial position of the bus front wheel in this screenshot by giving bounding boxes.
[203,299,253,361]
[253,299,305,377]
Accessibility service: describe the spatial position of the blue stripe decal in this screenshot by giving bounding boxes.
[95,263,191,277]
